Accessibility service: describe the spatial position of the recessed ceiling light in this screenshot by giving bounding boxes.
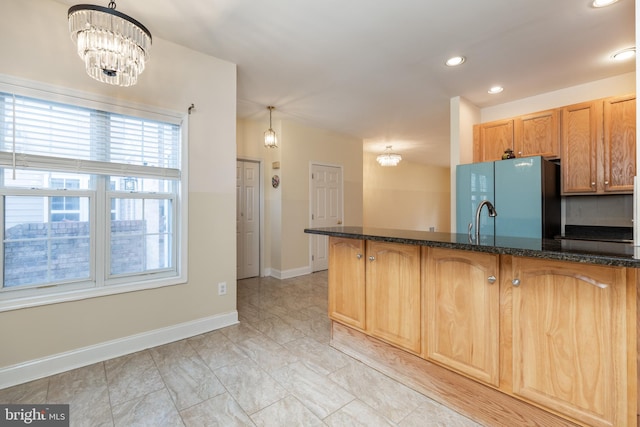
[488,86,504,94]
[445,56,465,67]
[611,47,636,61]
[592,0,619,7]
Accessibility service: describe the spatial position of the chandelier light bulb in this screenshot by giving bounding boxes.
[376,145,402,167]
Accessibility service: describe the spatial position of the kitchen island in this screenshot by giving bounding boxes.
[304,226,639,427]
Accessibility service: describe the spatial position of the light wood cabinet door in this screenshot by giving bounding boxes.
[328,237,366,330]
[561,101,600,194]
[366,241,421,354]
[473,119,514,162]
[603,94,636,193]
[514,109,560,159]
[509,256,629,427]
[425,248,500,387]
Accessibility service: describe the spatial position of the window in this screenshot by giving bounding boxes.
[0,84,186,308]
[50,178,81,221]
[108,177,175,277]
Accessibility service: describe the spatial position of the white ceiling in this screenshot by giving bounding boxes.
[57,0,635,166]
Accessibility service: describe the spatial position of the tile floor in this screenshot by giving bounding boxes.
[0,271,481,426]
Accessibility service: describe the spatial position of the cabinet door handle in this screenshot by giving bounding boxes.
[368,256,376,261]
[487,275,496,284]
[604,181,609,186]
[591,182,596,187]
[356,253,362,259]
[512,278,521,287]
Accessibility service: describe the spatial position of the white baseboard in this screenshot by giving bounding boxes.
[0,311,238,389]
[268,266,311,280]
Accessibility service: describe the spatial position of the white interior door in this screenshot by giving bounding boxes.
[237,160,260,279]
[311,164,343,272]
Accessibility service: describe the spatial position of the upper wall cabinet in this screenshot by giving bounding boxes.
[514,109,560,159]
[561,101,599,194]
[473,119,514,163]
[603,94,636,193]
[473,109,560,163]
[561,95,636,195]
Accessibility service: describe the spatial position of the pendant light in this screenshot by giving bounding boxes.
[68,1,152,87]
[376,145,402,167]
[264,106,278,148]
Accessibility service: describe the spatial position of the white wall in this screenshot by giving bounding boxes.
[481,72,635,122]
[0,0,237,386]
[449,96,480,232]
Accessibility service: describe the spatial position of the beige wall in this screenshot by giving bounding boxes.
[237,118,363,276]
[363,153,450,232]
[0,0,237,374]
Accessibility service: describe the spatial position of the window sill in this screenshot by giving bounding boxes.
[0,275,187,312]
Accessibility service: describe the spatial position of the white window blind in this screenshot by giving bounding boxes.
[0,92,181,179]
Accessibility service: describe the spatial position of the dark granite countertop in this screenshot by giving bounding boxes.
[304,226,640,268]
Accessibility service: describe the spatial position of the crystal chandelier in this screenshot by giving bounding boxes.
[264,106,278,148]
[68,1,152,87]
[376,145,402,166]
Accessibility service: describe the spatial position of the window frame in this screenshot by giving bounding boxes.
[105,185,177,283]
[0,75,189,312]
[1,186,96,292]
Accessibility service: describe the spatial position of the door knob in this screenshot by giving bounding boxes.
[356,253,362,259]
[512,278,521,287]
[368,256,375,261]
[487,275,496,284]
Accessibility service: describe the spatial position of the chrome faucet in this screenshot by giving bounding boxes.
[469,200,497,243]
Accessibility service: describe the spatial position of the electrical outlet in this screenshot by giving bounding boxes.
[218,282,227,295]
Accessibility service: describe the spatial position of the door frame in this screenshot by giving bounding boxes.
[237,157,265,277]
[308,161,344,271]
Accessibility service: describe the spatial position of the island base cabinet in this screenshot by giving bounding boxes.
[324,234,638,426]
[366,241,421,354]
[508,256,634,427]
[328,237,421,354]
[425,248,500,387]
[328,237,366,330]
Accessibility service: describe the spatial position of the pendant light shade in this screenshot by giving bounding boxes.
[376,145,402,167]
[264,106,278,148]
[68,1,152,87]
